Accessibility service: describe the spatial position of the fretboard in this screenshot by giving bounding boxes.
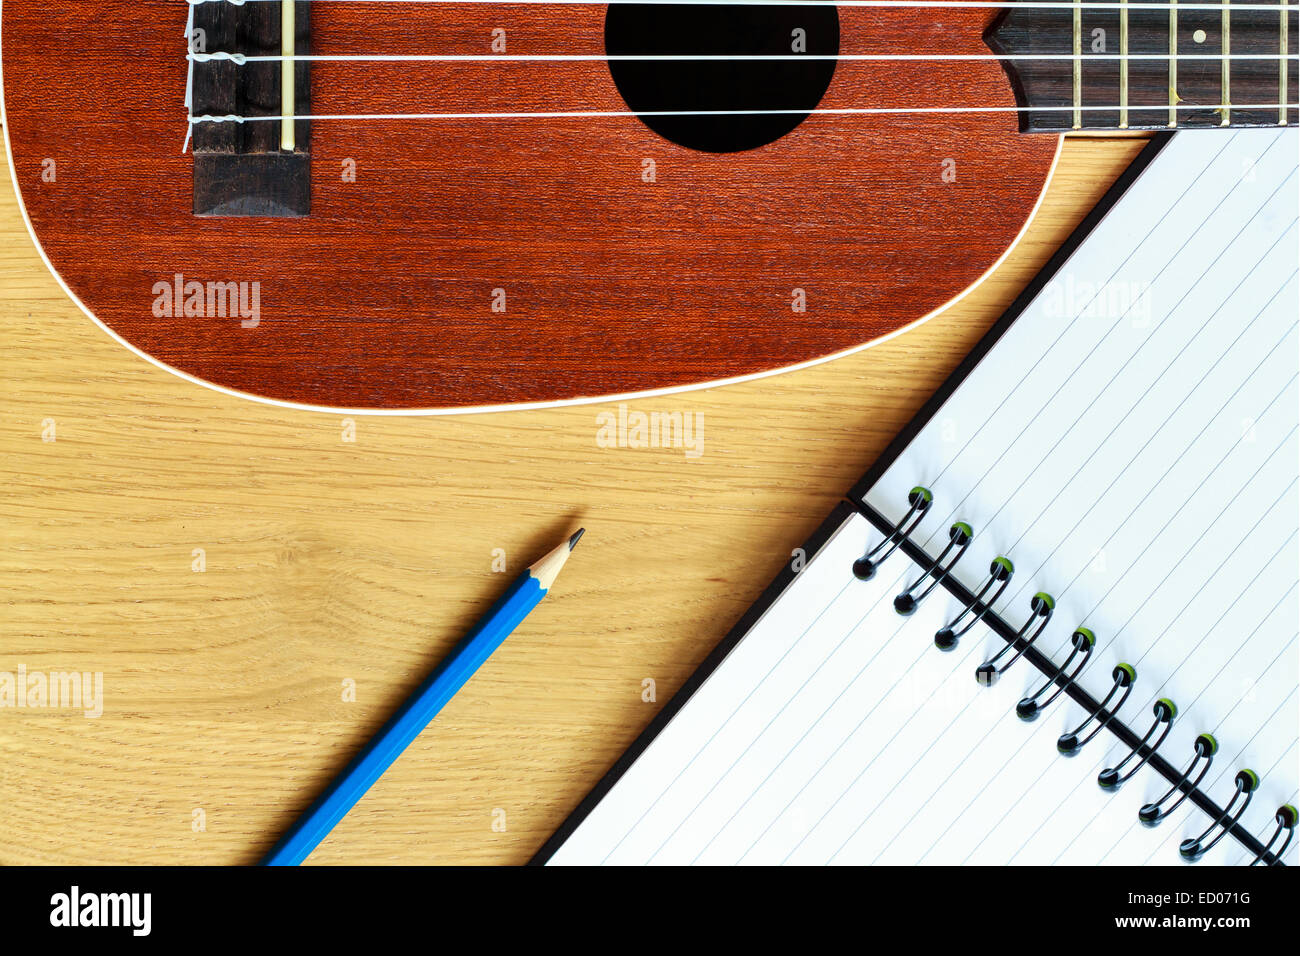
[986,1,1299,131]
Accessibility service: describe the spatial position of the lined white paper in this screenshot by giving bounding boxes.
[549,129,1299,866]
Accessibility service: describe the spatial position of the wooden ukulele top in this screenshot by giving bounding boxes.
[7,2,1287,411]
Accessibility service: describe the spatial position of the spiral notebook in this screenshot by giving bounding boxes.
[536,128,1300,866]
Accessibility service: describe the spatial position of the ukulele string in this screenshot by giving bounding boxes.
[184,0,1298,140]
[189,103,1298,125]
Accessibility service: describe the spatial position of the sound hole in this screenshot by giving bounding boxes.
[604,4,841,153]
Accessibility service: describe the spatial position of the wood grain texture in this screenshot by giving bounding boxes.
[1,1,1059,410]
[0,131,1148,865]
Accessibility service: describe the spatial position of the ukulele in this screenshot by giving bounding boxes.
[2,1,1295,411]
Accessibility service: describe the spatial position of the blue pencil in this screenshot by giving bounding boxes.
[262,528,585,865]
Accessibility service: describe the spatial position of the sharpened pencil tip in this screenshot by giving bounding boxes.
[531,529,584,591]
[568,528,585,551]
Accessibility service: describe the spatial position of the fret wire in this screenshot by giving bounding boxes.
[1169,0,1179,127]
[1221,0,1231,126]
[1121,1,1130,128]
[1073,2,1083,129]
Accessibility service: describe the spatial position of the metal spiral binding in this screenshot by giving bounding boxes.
[1137,733,1218,826]
[853,486,932,581]
[1098,698,1177,790]
[892,521,973,616]
[933,556,1014,650]
[975,592,1053,685]
[1250,804,1297,865]
[1181,770,1260,861]
[858,487,1289,864]
[1057,662,1135,755]
[1015,626,1094,720]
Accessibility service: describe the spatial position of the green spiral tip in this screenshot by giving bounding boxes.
[910,486,933,503]
[1034,592,1055,611]
[1157,698,1177,720]
[1239,769,1260,792]
[1280,805,1299,828]
[1197,733,1218,755]
[1116,662,1137,683]
[952,521,973,539]
[993,556,1014,576]
[1074,626,1096,647]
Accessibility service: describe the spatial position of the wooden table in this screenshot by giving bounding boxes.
[0,134,1147,864]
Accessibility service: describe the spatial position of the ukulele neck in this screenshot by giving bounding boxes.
[987,1,1298,131]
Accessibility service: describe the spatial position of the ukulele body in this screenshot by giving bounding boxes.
[1,1,1060,411]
